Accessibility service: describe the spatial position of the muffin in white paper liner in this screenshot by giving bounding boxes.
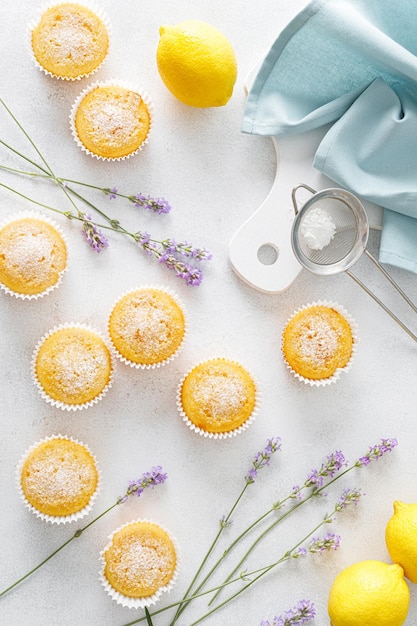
[176,358,260,439]
[31,322,115,411]
[0,210,68,300]
[281,300,358,387]
[69,79,154,161]
[107,286,187,369]
[28,1,111,81]
[99,518,180,609]
[16,434,101,525]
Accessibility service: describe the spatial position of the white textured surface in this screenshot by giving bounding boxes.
[1,1,417,625]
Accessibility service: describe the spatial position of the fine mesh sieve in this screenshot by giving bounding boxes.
[291,184,417,342]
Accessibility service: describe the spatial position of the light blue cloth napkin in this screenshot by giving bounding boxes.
[242,0,417,272]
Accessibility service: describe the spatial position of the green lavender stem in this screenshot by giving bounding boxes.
[170,471,259,623]
[186,514,334,626]
[0,182,119,236]
[207,463,358,607]
[171,462,356,624]
[0,101,133,239]
[0,466,167,599]
[124,510,336,626]
[0,98,54,176]
[0,502,118,598]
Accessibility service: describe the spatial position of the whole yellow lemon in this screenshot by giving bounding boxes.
[156,20,237,108]
[328,560,409,626]
[386,500,417,583]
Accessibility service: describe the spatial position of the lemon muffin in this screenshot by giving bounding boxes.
[18,435,99,523]
[100,520,178,608]
[108,287,186,368]
[178,358,258,437]
[31,3,110,80]
[0,214,67,298]
[71,82,152,159]
[33,324,113,409]
[282,303,356,384]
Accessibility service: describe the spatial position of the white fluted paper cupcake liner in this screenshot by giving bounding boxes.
[108,285,187,369]
[281,300,358,387]
[99,518,180,609]
[70,79,154,161]
[31,322,116,411]
[28,1,111,81]
[0,210,68,300]
[16,434,101,524]
[176,357,260,439]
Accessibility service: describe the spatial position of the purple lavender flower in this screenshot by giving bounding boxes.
[159,253,203,286]
[290,486,303,501]
[220,515,233,529]
[305,450,347,489]
[308,533,341,553]
[161,239,213,261]
[131,192,171,214]
[245,437,282,484]
[117,466,167,504]
[292,547,308,558]
[356,438,398,467]
[135,231,208,286]
[335,487,364,512]
[81,214,109,252]
[261,599,316,625]
[103,187,118,199]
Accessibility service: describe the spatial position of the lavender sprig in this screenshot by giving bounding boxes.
[117,466,168,504]
[246,437,282,484]
[356,437,398,466]
[103,186,118,200]
[179,489,365,626]
[160,239,213,261]
[123,479,368,626]
[83,186,172,214]
[0,467,167,598]
[304,450,347,489]
[81,213,109,252]
[131,192,171,214]
[170,437,282,623]
[165,488,364,626]
[0,98,211,285]
[192,439,396,616]
[261,599,316,626]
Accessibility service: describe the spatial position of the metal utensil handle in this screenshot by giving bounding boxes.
[345,269,417,342]
[292,183,317,215]
[364,249,417,315]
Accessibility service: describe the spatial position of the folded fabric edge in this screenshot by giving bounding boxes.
[378,249,417,273]
[379,209,417,273]
[241,0,329,136]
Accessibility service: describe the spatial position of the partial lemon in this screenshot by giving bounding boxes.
[156,20,237,108]
[386,500,417,583]
[328,559,409,626]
